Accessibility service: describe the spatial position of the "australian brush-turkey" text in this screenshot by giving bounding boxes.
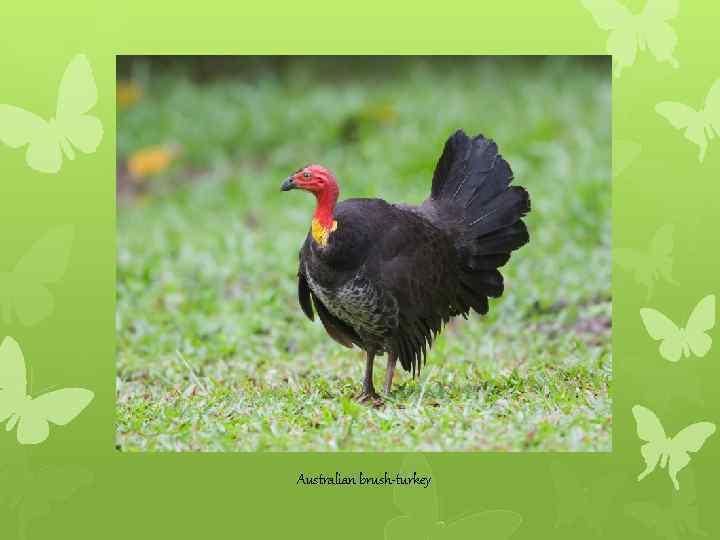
[296,471,431,488]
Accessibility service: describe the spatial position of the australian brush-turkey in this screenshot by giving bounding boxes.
[281,129,530,403]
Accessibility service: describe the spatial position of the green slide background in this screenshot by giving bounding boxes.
[1,1,719,538]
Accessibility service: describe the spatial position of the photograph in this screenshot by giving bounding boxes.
[8,3,720,539]
[116,55,611,452]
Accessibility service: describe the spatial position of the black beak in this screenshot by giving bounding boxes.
[281,177,296,191]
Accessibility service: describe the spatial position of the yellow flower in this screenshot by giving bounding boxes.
[127,145,180,180]
[117,81,143,111]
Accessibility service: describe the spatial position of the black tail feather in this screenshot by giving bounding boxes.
[462,286,489,315]
[461,269,504,298]
[471,221,530,256]
[467,186,530,235]
[431,129,530,316]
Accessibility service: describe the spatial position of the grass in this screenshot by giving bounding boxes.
[116,57,611,452]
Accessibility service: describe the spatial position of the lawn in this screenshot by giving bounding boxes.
[116,57,611,452]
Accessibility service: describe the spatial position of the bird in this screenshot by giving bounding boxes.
[281,129,530,404]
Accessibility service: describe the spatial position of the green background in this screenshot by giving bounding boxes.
[1,1,719,538]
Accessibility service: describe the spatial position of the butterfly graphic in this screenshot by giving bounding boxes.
[638,365,704,410]
[616,224,678,299]
[385,455,522,540]
[0,449,93,540]
[0,54,102,173]
[656,79,720,163]
[0,225,74,327]
[582,0,679,78]
[625,470,706,540]
[632,405,715,490]
[550,461,625,537]
[640,295,715,362]
[0,336,93,445]
[613,139,642,177]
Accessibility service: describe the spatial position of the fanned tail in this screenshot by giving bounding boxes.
[430,129,530,315]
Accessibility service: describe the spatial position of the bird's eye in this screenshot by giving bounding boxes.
[303,172,311,178]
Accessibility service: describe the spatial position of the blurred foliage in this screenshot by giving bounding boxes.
[116,56,611,451]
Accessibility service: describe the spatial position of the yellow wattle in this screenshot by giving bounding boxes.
[311,218,338,246]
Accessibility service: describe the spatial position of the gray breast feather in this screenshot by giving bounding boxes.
[304,265,398,337]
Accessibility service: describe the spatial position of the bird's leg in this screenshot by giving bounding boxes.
[384,352,397,395]
[356,350,381,404]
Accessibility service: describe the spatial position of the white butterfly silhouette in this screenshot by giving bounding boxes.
[656,79,720,162]
[0,54,103,173]
[583,0,679,78]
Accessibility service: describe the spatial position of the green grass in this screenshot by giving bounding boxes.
[116,57,611,452]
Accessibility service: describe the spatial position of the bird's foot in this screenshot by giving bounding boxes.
[355,389,383,407]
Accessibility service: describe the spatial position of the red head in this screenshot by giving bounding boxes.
[281,164,339,198]
[281,165,340,242]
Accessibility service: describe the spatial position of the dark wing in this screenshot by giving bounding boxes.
[374,211,459,375]
[297,271,315,321]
